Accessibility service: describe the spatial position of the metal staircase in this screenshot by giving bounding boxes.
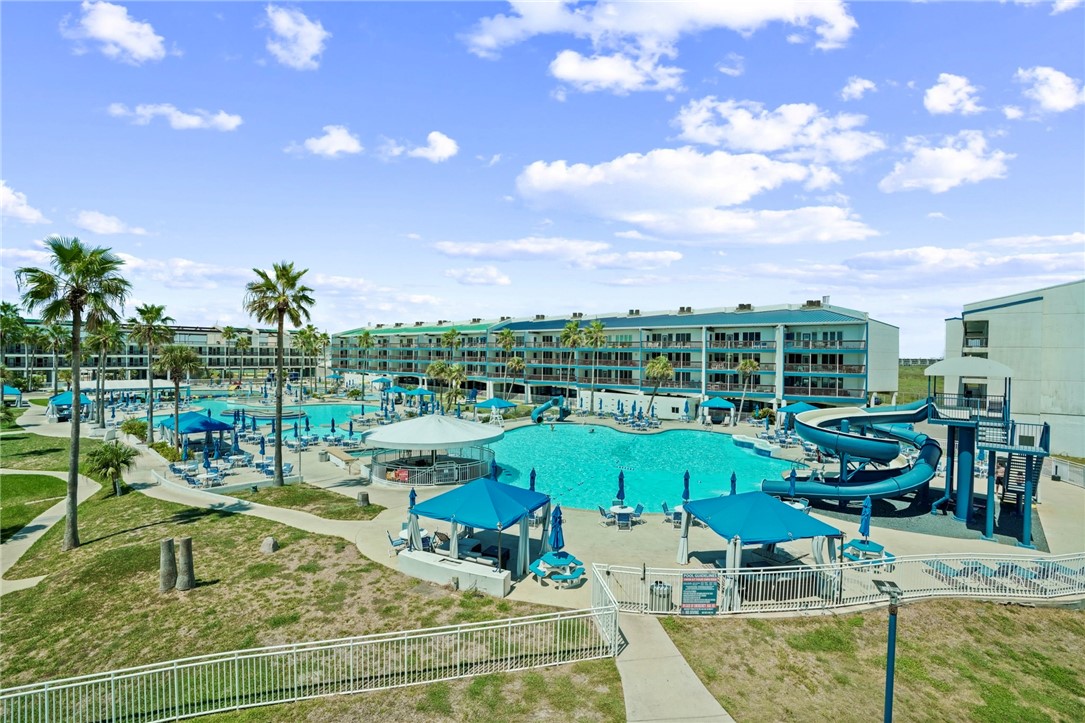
[977,419,1009,447]
[1003,452,1044,501]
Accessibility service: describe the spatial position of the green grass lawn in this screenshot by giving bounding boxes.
[662,598,1085,723]
[0,473,68,543]
[0,432,104,472]
[225,483,386,521]
[1,406,26,430]
[897,364,943,404]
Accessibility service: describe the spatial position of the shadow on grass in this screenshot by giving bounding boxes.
[81,506,242,547]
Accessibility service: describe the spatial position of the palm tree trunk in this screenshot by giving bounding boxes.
[147,344,155,444]
[273,314,285,486]
[590,349,598,413]
[65,311,82,551]
[52,346,59,395]
[173,379,182,453]
[98,354,106,428]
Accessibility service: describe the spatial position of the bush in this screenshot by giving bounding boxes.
[119,418,148,442]
[150,441,180,462]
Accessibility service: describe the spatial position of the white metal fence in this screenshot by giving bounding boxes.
[0,606,618,723]
[1050,458,1084,489]
[595,552,1085,616]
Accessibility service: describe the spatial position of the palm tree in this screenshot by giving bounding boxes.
[293,325,315,395]
[644,354,675,421]
[20,326,46,391]
[316,329,330,392]
[734,358,761,426]
[127,304,174,444]
[426,360,449,405]
[244,262,315,487]
[221,326,238,383]
[358,330,374,393]
[560,320,581,399]
[154,344,205,453]
[42,323,69,395]
[235,334,252,388]
[495,328,516,398]
[16,235,131,551]
[85,320,124,428]
[445,363,467,410]
[505,356,525,403]
[0,302,26,351]
[85,440,139,498]
[583,320,606,414]
[441,328,462,367]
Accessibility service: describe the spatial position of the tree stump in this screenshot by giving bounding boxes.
[159,538,177,592]
[357,491,370,507]
[176,537,195,591]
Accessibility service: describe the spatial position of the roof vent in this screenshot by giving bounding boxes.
[572,312,583,319]
[471,318,481,324]
[394,322,403,327]
[803,299,822,308]
[414,321,425,326]
[375,324,384,329]
[500,316,511,321]
[822,295,831,305]
[737,304,753,311]
[678,306,693,314]
[437,320,447,325]
[628,309,640,316]
[535,314,546,320]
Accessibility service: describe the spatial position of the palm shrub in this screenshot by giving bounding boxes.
[644,355,675,421]
[734,359,761,426]
[85,441,139,497]
[154,344,205,452]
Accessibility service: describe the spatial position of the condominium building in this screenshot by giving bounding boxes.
[332,299,900,414]
[944,279,1085,457]
[1,322,309,389]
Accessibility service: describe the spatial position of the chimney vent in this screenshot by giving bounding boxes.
[471,318,481,324]
[500,316,511,321]
[414,321,425,326]
[535,314,546,320]
[375,324,384,329]
[394,322,403,327]
[678,306,693,314]
[572,312,583,319]
[737,303,753,311]
[628,309,640,316]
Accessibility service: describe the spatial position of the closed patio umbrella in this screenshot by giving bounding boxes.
[529,468,536,491]
[683,470,690,503]
[616,470,625,503]
[181,436,189,462]
[549,505,565,552]
[348,419,354,438]
[203,445,211,470]
[409,487,417,509]
[270,418,276,434]
[859,496,872,541]
[294,421,300,438]
[259,436,266,458]
[251,415,257,432]
[730,471,737,496]
[304,416,310,432]
[231,429,240,455]
[330,417,336,434]
[788,468,797,498]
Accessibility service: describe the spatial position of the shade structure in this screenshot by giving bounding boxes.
[475,397,516,410]
[549,505,565,552]
[778,402,819,415]
[388,385,412,395]
[158,411,233,435]
[683,492,842,546]
[364,414,504,450]
[410,477,549,531]
[371,377,392,386]
[48,391,91,407]
[700,397,735,409]
[405,387,436,398]
[859,496,872,541]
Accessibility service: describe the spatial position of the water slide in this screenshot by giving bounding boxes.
[531,396,570,424]
[761,400,942,502]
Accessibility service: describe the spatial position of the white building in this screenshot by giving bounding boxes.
[943,279,1085,457]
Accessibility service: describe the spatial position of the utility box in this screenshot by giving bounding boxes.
[318,450,329,463]
[648,581,673,613]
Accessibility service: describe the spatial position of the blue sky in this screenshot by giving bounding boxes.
[2,1,1082,355]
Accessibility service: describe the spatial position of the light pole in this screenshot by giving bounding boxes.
[873,579,903,722]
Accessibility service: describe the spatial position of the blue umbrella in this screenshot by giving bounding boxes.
[491,460,499,480]
[294,421,300,438]
[549,505,565,552]
[304,416,310,432]
[240,410,246,426]
[110,405,116,420]
[730,471,737,496]
[788,468,797,498]
[181,436,189,462]
[262,385,268,399]
[684,399,690,416]
[637,408,643,421]
[616,470,626,502]
[764,415,770,430]
[860,495,872,541]
[682,470,690,503]
[270,418,276,434]
[231,428,240,455]
[529,468,537,491]
[259,436,266,457]
[348,419,354,438]
[598,398,603,412]
[203,444,211,470]
[630,401,637,416]
[409,487,417,509]
[214,439,222,460]
[330,417,336,434]
[251,415,257,432]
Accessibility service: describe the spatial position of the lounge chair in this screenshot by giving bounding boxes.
[386,531,407,557]
[597,506,616,526]
[616,512,632,530]
[924,560,972,587]
[1031,560,1085,584]
[631,503,645,525]
[661,501,672,522]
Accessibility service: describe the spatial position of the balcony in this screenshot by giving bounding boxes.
[642,341,697,349]
[705,382,775,394]
[783,385,865,399]
[707,340,776,350]
[782,363,865,374]
[783,339,866,351]
[963,337,988,349]
[708,362,776,372]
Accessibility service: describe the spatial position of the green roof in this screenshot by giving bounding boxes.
[339,322,491,337]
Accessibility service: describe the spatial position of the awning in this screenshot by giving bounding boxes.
[410,477,550,530]
[49,391,91,406]
[158,411,234,434]
[700,397,735,409]
[683,491,841,545]
[364,414,504,450]
[778,402,819,415]
[475,397,516,409]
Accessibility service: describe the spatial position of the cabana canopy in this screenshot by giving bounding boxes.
[700,397,734,409]
[410,477,549,530]
[49,391,91,406]
[371,377,392,386]
[475,397,516,409]
[778,402,818,415]
[365,414,504,450]
[683,492,841,544]
[158,411,233,434]
[405,387,436,397]
[387,385,412,394]
[2,385,22,399]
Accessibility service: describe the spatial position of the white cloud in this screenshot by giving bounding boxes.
[980,231,1084,248]
[614,229,654,240]
[406,131,459,163]
[286,125,363,158]
[1002,105,1024,120]
[75,210,147,235]
[923,73,985,115]
[115,253,252,290]
[879,131,1012,194]
[108,103,242,131]
[1,181,50,224]
[445,265,512,286]
[625,205,877,244]
[476,153,502,166]
[673,97,885,164]
[715,52,744,78]
[840,76,876,100]
[60,1,167,65]
[602,274,675,287]
[434,236,683,270]
[549,48,682,94]
[405,233,422,240]
[1014,66,1085,113]
[927,212,948,220]
[264,5,330,70]
[1011,0,1083,14]
[377,136,406,160]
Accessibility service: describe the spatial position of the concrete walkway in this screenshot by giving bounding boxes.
[0,468,101,596]
[617,613,735,722]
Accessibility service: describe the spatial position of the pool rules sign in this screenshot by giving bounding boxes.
[680,573,718,615]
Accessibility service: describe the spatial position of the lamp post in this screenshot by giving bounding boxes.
[873,579,903,723]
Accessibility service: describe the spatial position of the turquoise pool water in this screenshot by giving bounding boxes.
[488,424,793,512]
[198,399,371,428]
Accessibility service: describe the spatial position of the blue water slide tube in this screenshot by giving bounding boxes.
[531,396,569,423]
[761,400,942,502]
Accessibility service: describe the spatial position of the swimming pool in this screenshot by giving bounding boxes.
[198,399,372,429]
[487,424,793,512]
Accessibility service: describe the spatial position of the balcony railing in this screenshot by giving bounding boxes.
[782,364,865,374]
[708,362,776,372]
[931,393,1006,422]
[642,341,698,349]
[783,386,865,398]
[783,339,866,350]
[964,337,988,348]
[706,340,776,350]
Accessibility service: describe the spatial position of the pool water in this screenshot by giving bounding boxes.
[198,399,372,429]
[488,424,793,512]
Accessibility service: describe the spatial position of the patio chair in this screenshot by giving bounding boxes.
[281,462,294,476]
[168,463,185,477]
[631,503,645,525]
[386,531,407,557]
[528,508,547,527]
[661,501,672,521]
[923,560,972,588]
[597,506,616,527]
[616,512,632,530]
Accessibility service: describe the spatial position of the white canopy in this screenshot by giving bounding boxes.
[364,414,504,450]
[925,356,1014,379]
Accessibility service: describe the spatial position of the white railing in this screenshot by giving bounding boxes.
[0,606,618,723]
[595,552,1085,616]
[590,564,622,656]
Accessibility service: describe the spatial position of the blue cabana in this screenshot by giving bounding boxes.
[778,402,819,415]
[158,411,234,435]
[677,491,842,566]
[475,397,516,410]
[371,377,392,387]
[700,397,734,409]
[407,478,552,578]
[47,391,92,421]
[2,385,22,405]
[49,391,91,407]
